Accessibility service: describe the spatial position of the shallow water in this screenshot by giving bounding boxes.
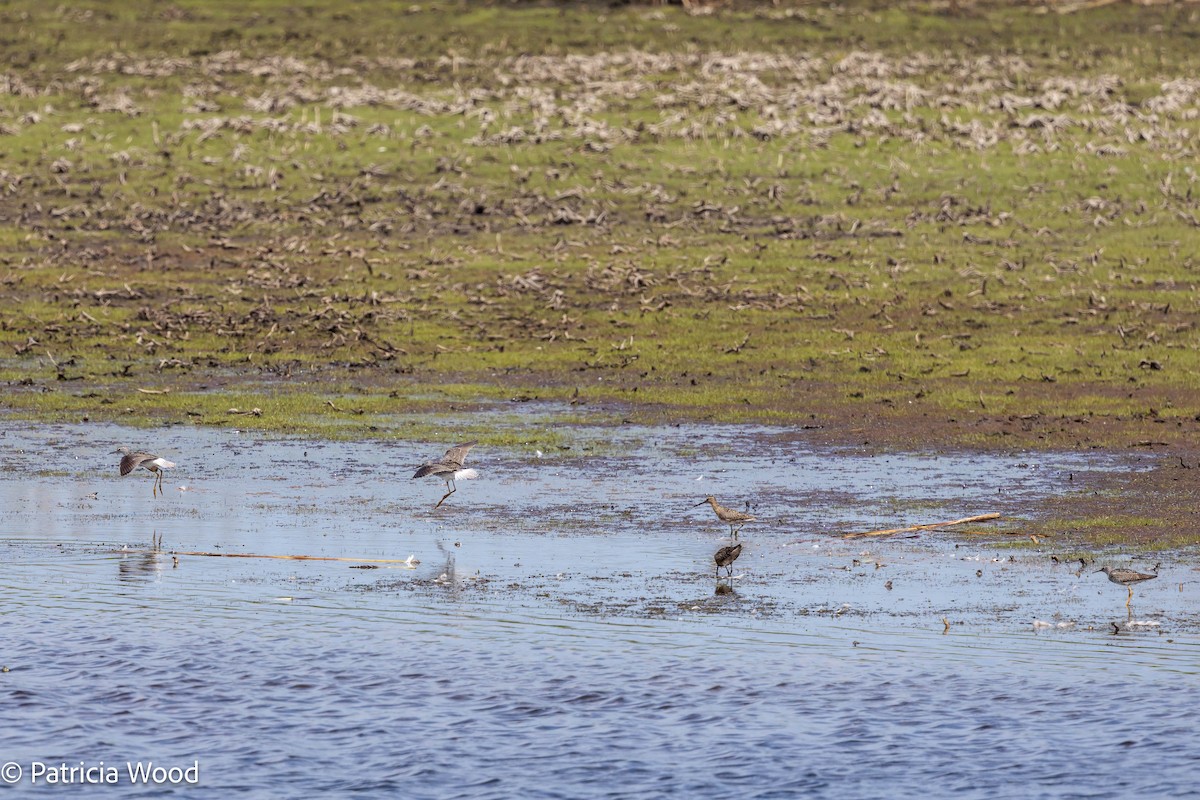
[1,419,1197,797]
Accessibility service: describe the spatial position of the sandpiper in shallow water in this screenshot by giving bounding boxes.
[1097,565,1158,608]
[695,496,756,540]
[112,447,175,498]
[714,543,743,580]
[413,441,479,509]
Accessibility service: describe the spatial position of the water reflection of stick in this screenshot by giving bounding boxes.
[843,513,1001,539]
[116,550,419,565]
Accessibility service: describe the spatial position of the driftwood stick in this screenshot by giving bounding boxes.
[1052,0,1122,16]
[118,549,418,564]
[843,512,1001,539]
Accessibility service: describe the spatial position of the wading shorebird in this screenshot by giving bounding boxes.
[112,447,175,498]
[695,496,756,540]
[714,542,743,580]
[1097,565,1158,608]
[413,441,478,509]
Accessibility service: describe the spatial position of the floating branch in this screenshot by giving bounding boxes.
[119,549,419,565]
[843,512,1001,539]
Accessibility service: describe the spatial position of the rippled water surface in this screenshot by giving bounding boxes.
[1,419,1197,797]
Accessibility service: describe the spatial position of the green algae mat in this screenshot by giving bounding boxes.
[1,0,1199,450]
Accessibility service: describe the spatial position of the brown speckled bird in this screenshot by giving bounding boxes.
[695,496,756,540]
[714,543,743,580]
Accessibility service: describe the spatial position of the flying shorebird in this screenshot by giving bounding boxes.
[714,542,743,580]
[694,496,756,540]
[1096,565,1158,608]
[413,441,478,509]
[112,447,175,497]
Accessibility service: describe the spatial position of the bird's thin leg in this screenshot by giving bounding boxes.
[730,524,738,540]
[1126,587,1133,608]
[434,480,456,509]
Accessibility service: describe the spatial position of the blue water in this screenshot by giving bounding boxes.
[1,421,1196,797]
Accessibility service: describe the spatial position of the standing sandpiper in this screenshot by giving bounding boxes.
[1097,566,1158,608]
[112,447,175,497]
[413,441,479,509]
[695,496,756,540]
[714,542,743,580]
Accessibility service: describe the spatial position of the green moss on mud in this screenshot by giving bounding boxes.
[1,0,1200,451]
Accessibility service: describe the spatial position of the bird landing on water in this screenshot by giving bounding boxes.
[112,447,176,498]
[413,441,479,509]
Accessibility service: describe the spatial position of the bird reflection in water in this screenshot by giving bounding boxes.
[117,531,165,584]
[434,539,459,596]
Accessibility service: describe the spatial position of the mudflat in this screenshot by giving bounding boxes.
[2,1,1199,547]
